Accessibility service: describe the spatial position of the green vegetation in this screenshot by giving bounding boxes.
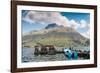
[22,25,90,48]
[22,36,89,48]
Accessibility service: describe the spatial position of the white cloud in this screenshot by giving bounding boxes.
[79,20,90,38]
[69,19,79,29]
[23,11,91,38]
[80,20,87,28]
[23,11,69,26]
[80,30,90,39]
[23,11,80,29]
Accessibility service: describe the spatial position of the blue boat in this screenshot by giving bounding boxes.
[64,48,72,59]
[64,48,78,60]
[72,51,78,59]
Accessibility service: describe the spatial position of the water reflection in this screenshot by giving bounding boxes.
[22,48,89,63]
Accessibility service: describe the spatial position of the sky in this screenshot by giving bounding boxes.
[22,10,90,38]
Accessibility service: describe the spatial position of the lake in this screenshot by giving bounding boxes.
[22,47,89,63]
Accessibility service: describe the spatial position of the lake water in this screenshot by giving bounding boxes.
[22,47,89,63]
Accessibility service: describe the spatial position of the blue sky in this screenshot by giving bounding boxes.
[61,12,90,33]
[61,12,90,24]
[22,20,45,33]
[22,10,90,38]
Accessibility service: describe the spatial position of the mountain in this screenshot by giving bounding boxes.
[45,23,59,29]
[22,23,90,48]
[23,23,76,35]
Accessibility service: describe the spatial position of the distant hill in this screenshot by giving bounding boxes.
[22,23,90,48]
[45,23,59,29]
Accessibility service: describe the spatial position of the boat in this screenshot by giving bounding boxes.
[63,48,72,59]
[63,48,78,60]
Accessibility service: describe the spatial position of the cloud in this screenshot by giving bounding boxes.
[79,20,90,38]
[69,19,79,29]
[80,30,90,39]
[23,11,68,26]
[23,11,80,29]
[23,11,90,38]
[22,11,89,30]
[80,20,87,28]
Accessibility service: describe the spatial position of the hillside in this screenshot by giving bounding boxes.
[22,23,90,48]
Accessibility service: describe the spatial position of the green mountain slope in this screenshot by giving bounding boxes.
[22,23,90,48]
